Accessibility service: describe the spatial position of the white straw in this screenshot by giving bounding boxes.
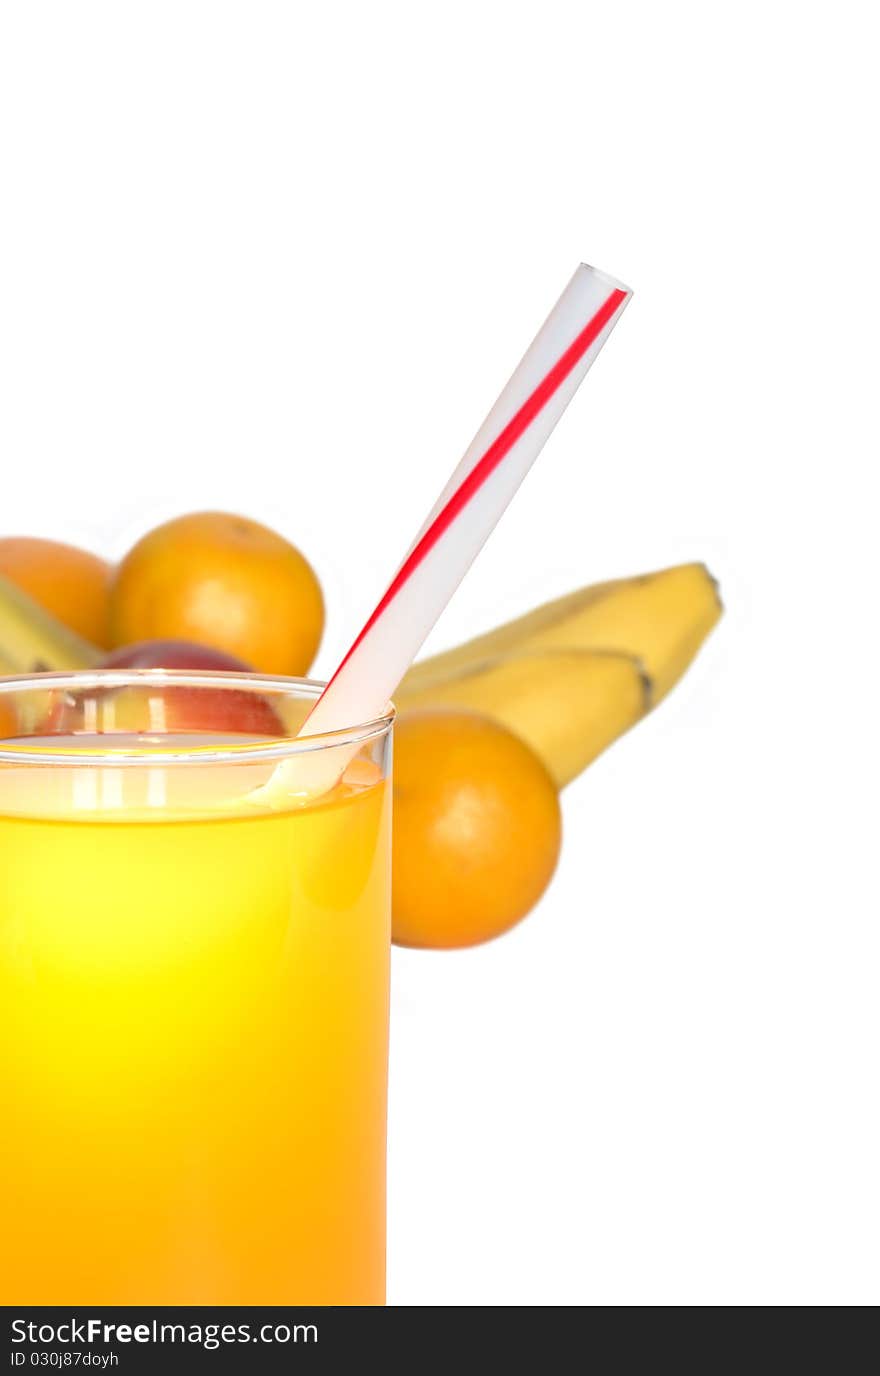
[305,263,631,742]
[249,263,632,806]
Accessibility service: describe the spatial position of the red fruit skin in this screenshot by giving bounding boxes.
[99,640,254,673]
[46,639,286,738]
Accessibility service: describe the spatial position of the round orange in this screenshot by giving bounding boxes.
[0,694,17,738]
[392,708,562,949]
[0,537,112,647]
[109,512,325,677]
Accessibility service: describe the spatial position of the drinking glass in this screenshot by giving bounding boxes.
[0,671,392,1305]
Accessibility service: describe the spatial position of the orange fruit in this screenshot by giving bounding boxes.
[392,708,562,949]
[0,536,112,647]
[0,695,17,738]
[109,512,324,677]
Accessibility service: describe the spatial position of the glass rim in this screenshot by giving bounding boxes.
[0,670,395,766]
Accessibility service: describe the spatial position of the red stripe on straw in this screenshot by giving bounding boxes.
[319,285,627,697]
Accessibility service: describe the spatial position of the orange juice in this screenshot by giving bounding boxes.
[0,691,392,1306]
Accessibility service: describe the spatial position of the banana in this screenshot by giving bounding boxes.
[401,562,721,705]
[396,648,650,787]
[0,572,100,673]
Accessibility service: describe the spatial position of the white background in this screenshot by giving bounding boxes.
[1,3,877,1306]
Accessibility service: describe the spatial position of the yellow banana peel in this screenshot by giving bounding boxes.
[398,563,721,787]
[401,562,721,706]
[0,645,19,675]
[396,647,649,788]
[0,573,100,674]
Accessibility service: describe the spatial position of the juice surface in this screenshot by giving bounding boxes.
[0,735,391,1305]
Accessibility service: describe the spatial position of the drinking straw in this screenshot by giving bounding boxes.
[304,263,631,743]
